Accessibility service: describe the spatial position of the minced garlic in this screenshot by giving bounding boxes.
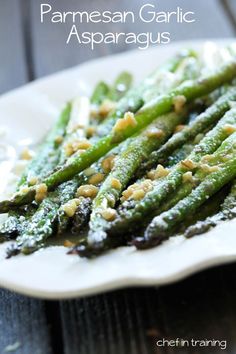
[35,183,48,203]
[147,165,169,180]
[72,139,91,151]
[200,164,220,173]
[181,159,197,170]
[28,176,38,186]
[201,155,214,163]
[145,128,164,138]
[88,173,104,185]
[62,198,80,217]
[182,171,195,183]
[64,139,91,157]
[113,112,137,133]
[100,208,117,221]
[20,147,34,160]
[223,124,236,135]
[86,126,97,137]
[99,99,116,118]
[102,155,115,173]
[19,186,30,194]
[111,177,122,190]
[132,189,145,200]
[64,240,76,247]
[173,95,186,113]
[54,135,63,144]
[142,179,153,192]
[121,179,153,202]
[64,143,74,157]
[76,185,98,198]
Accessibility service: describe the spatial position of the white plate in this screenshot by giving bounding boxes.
[0,39,236,299]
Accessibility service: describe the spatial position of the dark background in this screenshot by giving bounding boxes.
[1,0,236,353]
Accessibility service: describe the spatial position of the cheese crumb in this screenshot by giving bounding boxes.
[62,198,80,217]
[64,143,74,157]
[86,126,97,137]
[113,112,137,133]
[181,159,197,170]
[173,95,186,113]
[102,155,115,173]
[35,183,48,203]
[100,208,117,221]
[64,139,91,156]
[201,155,214,163]
[99,99,116,118]
[28,176,38,186]
[54,135,63,144]
[19,186,30,194]
[147,165,169,180]
[20,148,34,160]
[88,173,105,185]
[145,128,164,138]
[111,177,122,190]
[76,185,98,198]
[64,240,76,247]
[132,189,145,200]
[200,164,220,174]
[121,179,153,202]
[72,139,91,151]
[182,171,195,183]
[223,124,236,135]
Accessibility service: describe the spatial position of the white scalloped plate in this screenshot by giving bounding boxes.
[0,39,236,299]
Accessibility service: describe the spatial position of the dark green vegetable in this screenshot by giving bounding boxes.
[95,50,195,138]
[84,112,187,253]
[108,72,133,102]
[0,103,71,238]
[142,87,236,171]
[184,180,236,238]
[6,175,84,256]
[108,107,236,237]
[137,133,236,248]
[2,58,236,213]
[90,81,110,105]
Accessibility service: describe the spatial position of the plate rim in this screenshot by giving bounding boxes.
[1,37,236,299]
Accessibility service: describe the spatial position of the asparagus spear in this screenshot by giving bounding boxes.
[6,175,85,256]
[90,82,110,105]
[142,87,236,171]
[11,82,121,244]
[72,118,236,257]
[1,58,235,214]
[6,96,92,253]
[108,72,133,102]
[90,73,132,124]
[107,107,236,235]
[5,72,134,248]
[184,180,236,238]
[86,111,187,245]
[67,57,199,233]
[0,103,72,237]
[19,103,72,186]
[94,50,195,138]
[71,197,92,233]
[137,132,236,248]
[64,57,197,234]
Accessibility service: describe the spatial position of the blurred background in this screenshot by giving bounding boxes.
[0,0,235,94]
